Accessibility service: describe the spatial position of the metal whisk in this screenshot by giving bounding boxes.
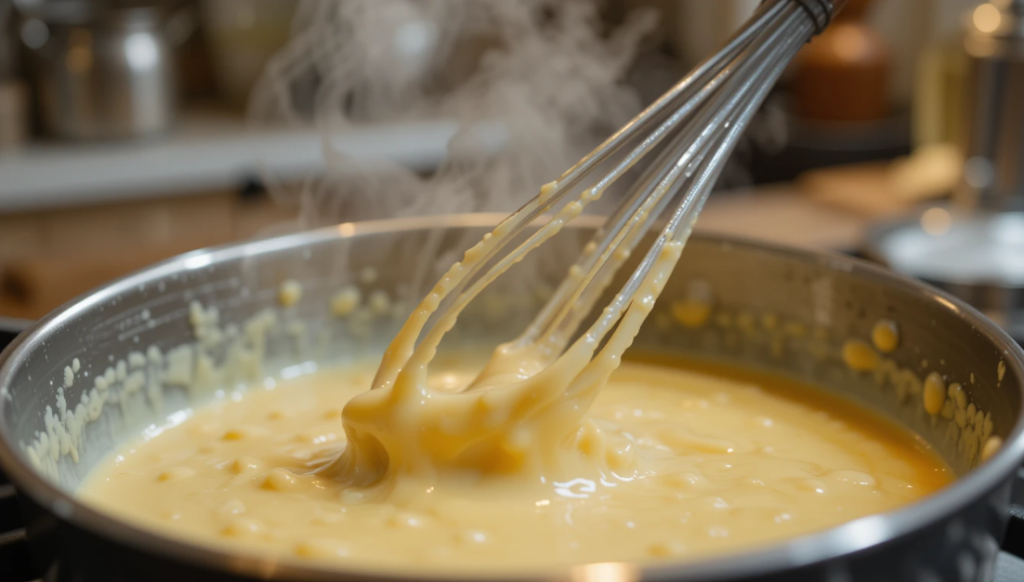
[378,0,845,390]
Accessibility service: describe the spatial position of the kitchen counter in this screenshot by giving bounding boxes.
[0,113,506,212]
[697,184,869,252]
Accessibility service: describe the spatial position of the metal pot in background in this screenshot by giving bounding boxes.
[19,1,180,140]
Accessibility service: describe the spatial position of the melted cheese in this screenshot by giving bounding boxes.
[80,356,952,574]
[315,177,689,495]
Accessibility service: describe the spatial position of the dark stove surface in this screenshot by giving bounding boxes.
[1,318,33,581]
[1,467,33,581]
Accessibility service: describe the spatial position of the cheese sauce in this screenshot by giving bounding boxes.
[80,356,952,574]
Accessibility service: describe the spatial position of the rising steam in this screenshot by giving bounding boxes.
[249,0,656,223]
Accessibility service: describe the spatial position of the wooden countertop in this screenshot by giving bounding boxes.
[697,184,869,252]
[0,180,878,321]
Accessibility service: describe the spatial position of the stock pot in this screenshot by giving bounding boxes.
[1,214,1023,582]
[22,2,179,140]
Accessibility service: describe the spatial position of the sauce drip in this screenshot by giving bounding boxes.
[321,183,686,497]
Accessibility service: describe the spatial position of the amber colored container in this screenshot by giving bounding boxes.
[793,0,890,122]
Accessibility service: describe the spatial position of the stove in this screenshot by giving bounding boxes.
[1,468,32,581]
[2,318,1024,581]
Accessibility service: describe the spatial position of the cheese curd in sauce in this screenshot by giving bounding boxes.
[80,355,952,574]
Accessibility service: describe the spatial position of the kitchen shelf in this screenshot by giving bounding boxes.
[0,112,505,212]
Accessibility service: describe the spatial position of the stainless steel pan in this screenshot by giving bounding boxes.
[1,214,1023,582]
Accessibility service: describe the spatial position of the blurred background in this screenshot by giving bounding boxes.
[0,0,1022,340]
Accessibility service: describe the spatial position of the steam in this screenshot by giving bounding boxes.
[248,0,656,299]
[250,0,656,222]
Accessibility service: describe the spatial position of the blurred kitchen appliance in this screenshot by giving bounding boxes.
[867,0,1024,343]
[956,0,1024,211]
[22,1,176,140]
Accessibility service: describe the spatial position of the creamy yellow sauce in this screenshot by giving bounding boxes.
[80,356,952,574]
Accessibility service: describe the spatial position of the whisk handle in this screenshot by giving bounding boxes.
[763,0,847,35]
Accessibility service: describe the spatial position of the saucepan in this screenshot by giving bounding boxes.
[1,214,1023,582]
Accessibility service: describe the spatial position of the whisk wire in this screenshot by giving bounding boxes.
[549,0,790,194]
[410,0,796,339]
[516,3,814,354]
[570,27,812,355]
[404,0,839,378]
